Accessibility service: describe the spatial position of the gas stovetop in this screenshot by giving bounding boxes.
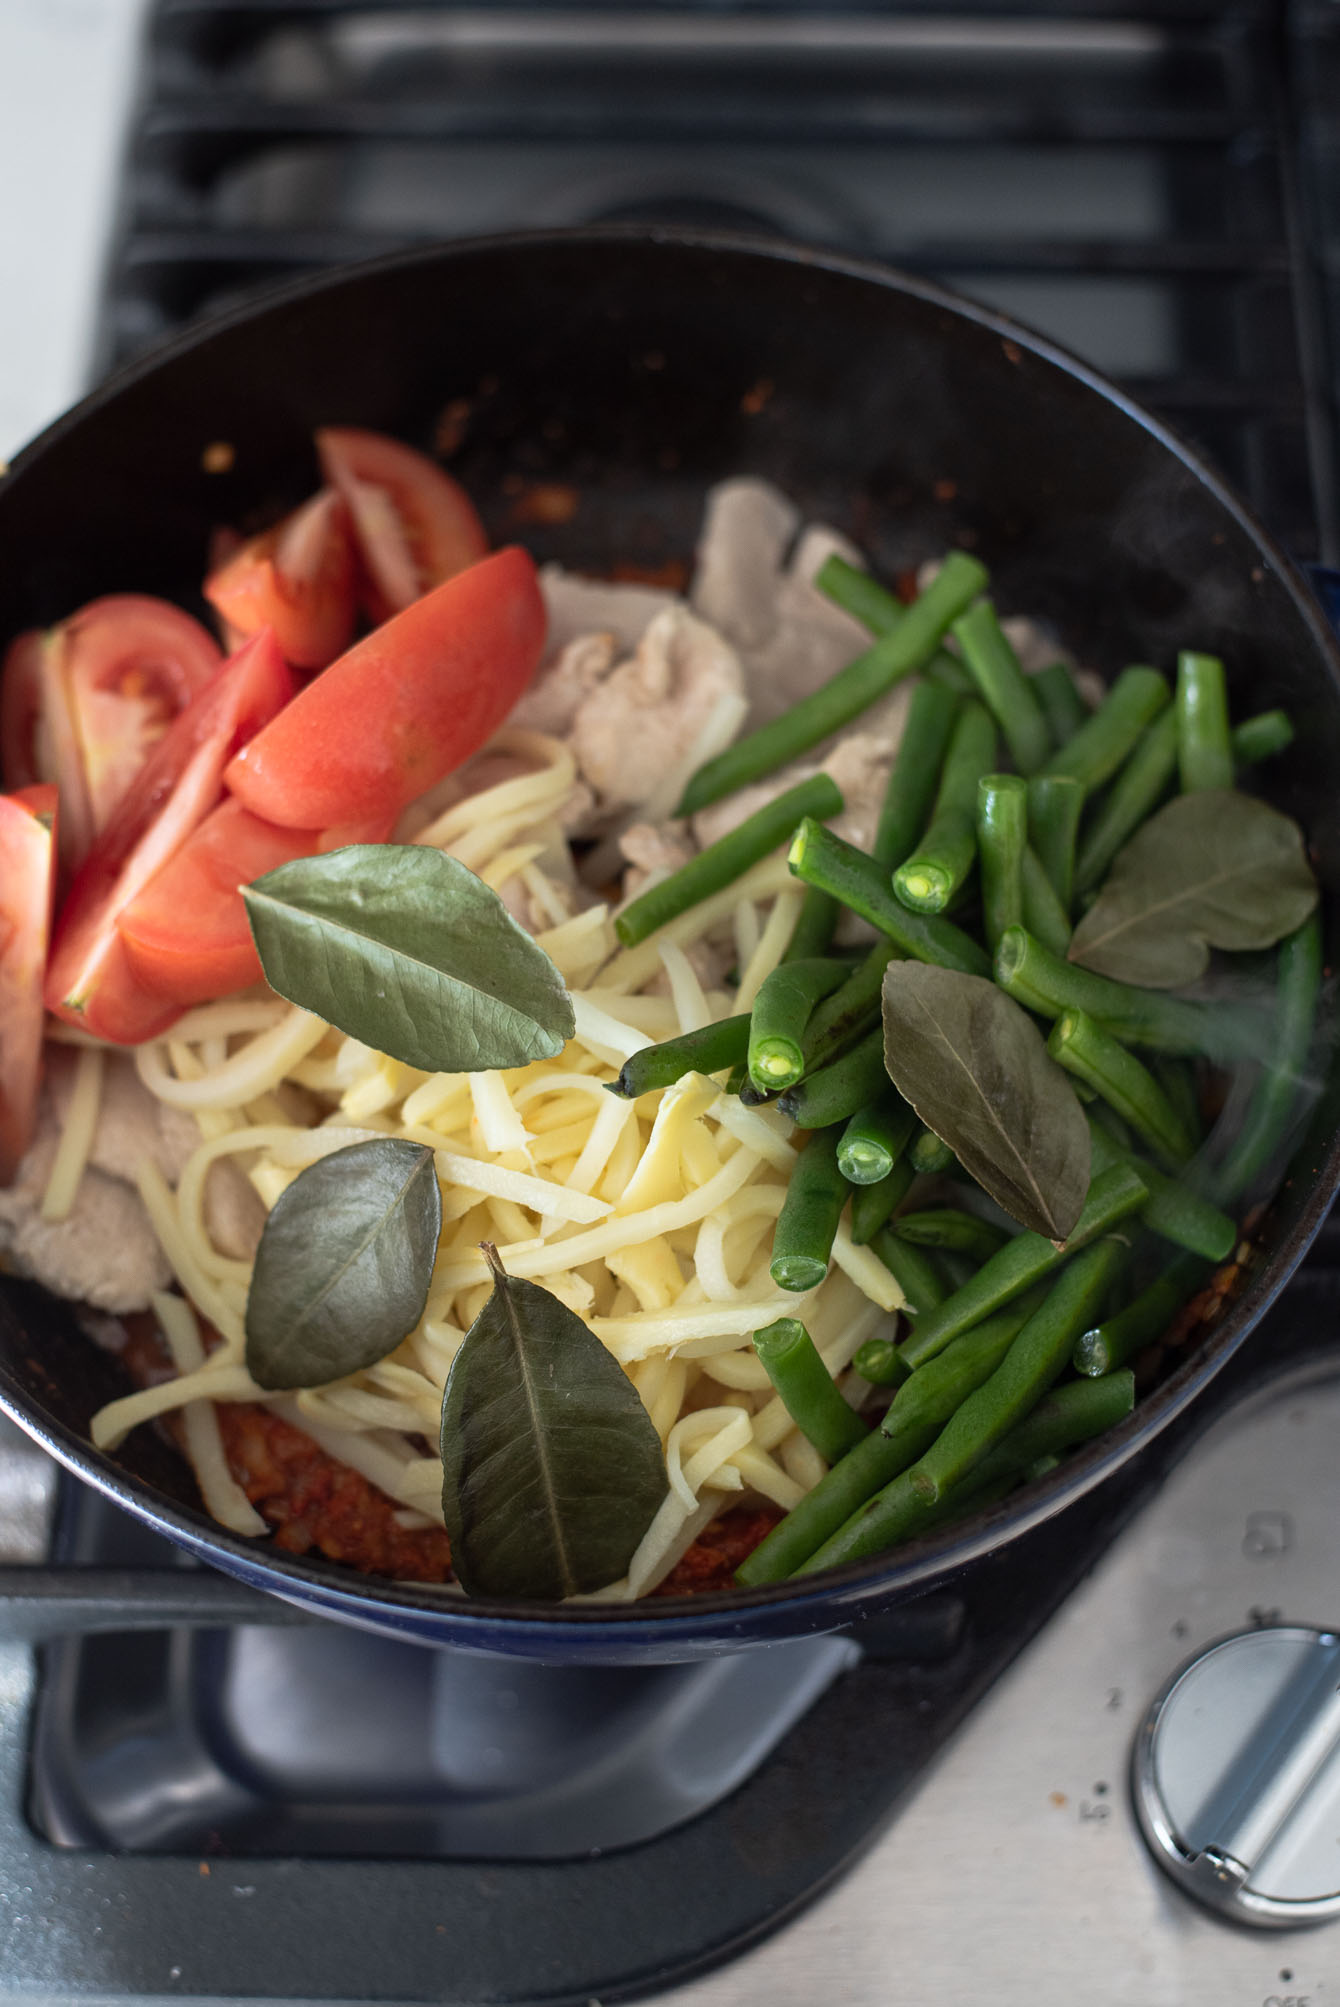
[2,3,1340,2001]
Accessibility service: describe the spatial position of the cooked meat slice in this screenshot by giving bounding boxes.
[0,1115,172,1312]
[689,710,911,858]
[215,1402,453,1583]
[651,1506,781,1596]
[202,1161,266,1262]
[570,604,747,819]
[618,819,696,898]
[739,524,873,735]
[509,630,619,737]
[691,478,799,653]
[540,564,677,659]
[47,1046,200,1184]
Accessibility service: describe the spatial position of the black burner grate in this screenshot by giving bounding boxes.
[99,0,1340,560]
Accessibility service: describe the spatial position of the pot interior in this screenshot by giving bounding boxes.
[1,231,1337,1641]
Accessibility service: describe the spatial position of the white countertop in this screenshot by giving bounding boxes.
[0,0,146,460]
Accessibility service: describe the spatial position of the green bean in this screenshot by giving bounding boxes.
[869,1229,948,1316]
[769,1126,849,1292]
[898,1162,1148,1370]
[679,552,989,814]
[752,1317,868,1464]
[790,819,991,976]
[852,1337,903,1386]
[951,601,1053,774]
[735,1295,1041,1585]
[609,1016,751,1098]
[894,1209,1012,1262]
[1072,708,1178,894]
[738,1079,778,1108]
[893,701,997,913]
[1027,773,1084,911]
[1211,912,1323,1204]
[1020,845,1073,954]
[782,886,840,964]
[923,649,977,697]
[909,1235,1126,1502]
[801,1368,1133,1573]
[1033,661,1090,744]
[931,1249,979,1293]
[814,555,973,700]
[892,807,976,914]
[838,1089,916,1185]
[994,926,1263,1062]
[1232,708,1294,770]
[872,681,961,871]
[977,773,1027,950]
[780,1028,889,1130]
[909,1126,955,1177]
[850,1158,915,1245]
[1085,1114,1235,1262]
[1176,650,1232,793]
[724,1060,748,1097]
[1039,664,1171,793]
[747,956,851,1092]
[617,774,843,947]
[1073,1251,1208,1376]
[1151,1055,1202,1148]
[803,940,897,1073]
[812,555,903,634]
[1047,1010,1194,1170]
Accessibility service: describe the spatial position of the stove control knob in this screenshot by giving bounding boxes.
[1133,1624,1340,1928]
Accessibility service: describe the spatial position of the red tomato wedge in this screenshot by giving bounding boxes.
[316,426,488,623]
[224,545,546,829]
[0,784,57,1182]
[203,488,357,672]
[46,630,295,1043]
[1,597,222,872]
[117,798,395,1006]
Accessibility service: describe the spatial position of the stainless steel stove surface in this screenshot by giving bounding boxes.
[2,2,1340,2002]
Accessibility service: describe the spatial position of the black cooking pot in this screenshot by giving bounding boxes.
[1,229,1337,1662]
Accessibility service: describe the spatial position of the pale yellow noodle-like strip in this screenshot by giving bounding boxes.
[412,730,574,848]
[595,853,794,993]
[779,1431,829,1495]
[133,1159,245,1347]
[468,1070,530,1155]
[734,888,804,1014]
[39,1045,104,1222]
[152,1292,267,1537]
[665,1407,752,1510]
[91,1363,267,1452]
[135,1007,327,1110]
[657,941,712,1036]
[733,898,761,979]
[729,1440,806,1512]
[433,1150,611,1225]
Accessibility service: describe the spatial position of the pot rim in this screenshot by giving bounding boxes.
[3,222,1338,1642]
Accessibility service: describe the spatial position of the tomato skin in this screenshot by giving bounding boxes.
[45,630,295,1043]
[117,799,394,1005]
[0,785,57,1182]
[117,799,322,1004]
[316,426,488,623]
[224,546,546,829]
[1,596,222,872]
[203,488,357,672]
